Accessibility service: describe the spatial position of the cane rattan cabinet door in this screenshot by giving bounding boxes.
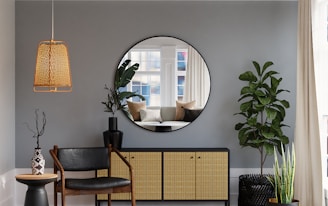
[97,152,130,201]
[129,152,162,200]
[111,151,130,200]
[163,152,196,200]
[195,152,229,200]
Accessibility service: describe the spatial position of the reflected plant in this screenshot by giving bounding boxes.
[102,59,145,116]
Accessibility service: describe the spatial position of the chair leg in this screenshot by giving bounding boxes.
[62,193,65,206]
[54,190,57,206]
[107,194,111,206]
[131,192,136,206]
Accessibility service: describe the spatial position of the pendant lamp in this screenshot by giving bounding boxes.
[34,0,72,92]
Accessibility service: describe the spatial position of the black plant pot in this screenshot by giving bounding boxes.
[238,174,275,206]
[108,117,118,131]
[103,130,123,150]
[104,117,123,149]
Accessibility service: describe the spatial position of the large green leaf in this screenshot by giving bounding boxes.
[280,100,290,108]
[262,61,274,74]
[247,117,257,126]
[258,96,271,105]
[262,131,275,139]
[240,86,252,95]
[239,71,257,82]
[270,76,281,92]
[240,101,252,112]
[116,63,139,88]
[264,143,274,155]
[252,61,261,76]
[262,70,278,82]
[254,90,266,97]
[265,107,277,120]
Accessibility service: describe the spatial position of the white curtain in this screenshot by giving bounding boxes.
[294,0,323,205]
[183,46,210,108]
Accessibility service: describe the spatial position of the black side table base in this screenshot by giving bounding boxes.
[24,185,49,206]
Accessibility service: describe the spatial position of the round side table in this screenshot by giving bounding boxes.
[15,173,57,206]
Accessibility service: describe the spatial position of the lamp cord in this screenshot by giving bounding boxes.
[51,0,54,40]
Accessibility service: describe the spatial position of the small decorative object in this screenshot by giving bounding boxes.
[31,148,46,175]
[101,60,145,149]
[26,109,46,175]
[267,143,299,206]
[235,61,290,206]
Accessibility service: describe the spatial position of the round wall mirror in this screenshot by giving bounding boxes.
[118,36,211,132]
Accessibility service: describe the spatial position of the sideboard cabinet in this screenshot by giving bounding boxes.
[97,148,229,206]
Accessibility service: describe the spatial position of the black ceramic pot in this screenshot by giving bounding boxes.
[108,117,118,131]
[104,117,123,149]
[103,130,123,150]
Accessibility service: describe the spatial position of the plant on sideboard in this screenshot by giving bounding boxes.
[267,143,299,205]
[101,59,145,149]
[235,60,290,174]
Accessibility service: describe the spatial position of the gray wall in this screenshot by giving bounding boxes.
[0,0,15,174]
[15,1,297,169]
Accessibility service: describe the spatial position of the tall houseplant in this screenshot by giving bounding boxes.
[267,143,299,206]
[101,59,145,148]
[235,61,290,174]
[235,61,290,206]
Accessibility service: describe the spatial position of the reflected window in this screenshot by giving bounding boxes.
[176,49,187,101]
[123,48,188,107]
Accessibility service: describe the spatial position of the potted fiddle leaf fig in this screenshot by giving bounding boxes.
[267,143,299,206]
[235,61,290,206]
[101,59,145,149]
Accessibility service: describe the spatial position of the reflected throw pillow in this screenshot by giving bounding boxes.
[183,108,203,122]
[175,100,196,120]
[127,101,146,121]
[140,109,162,122]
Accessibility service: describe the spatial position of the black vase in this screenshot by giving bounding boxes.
[103,130,123,149]
[104,117,123,149]
[108,117,118,131]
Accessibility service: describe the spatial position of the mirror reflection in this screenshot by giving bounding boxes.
[119,36,211,132]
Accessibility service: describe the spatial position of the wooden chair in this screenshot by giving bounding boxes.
[49,144,136,206]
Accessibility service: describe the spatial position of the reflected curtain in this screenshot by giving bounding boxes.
[294,0,323,205]
[183,46,210,108]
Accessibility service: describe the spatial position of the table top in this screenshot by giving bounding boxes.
[16,173,57,180]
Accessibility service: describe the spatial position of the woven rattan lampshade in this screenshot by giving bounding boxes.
[33,0,72,92]
[34,40,72,92]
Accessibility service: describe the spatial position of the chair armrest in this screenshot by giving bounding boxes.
[50,149,65,174]
[49,148,66,190]
[111,146,134,180]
